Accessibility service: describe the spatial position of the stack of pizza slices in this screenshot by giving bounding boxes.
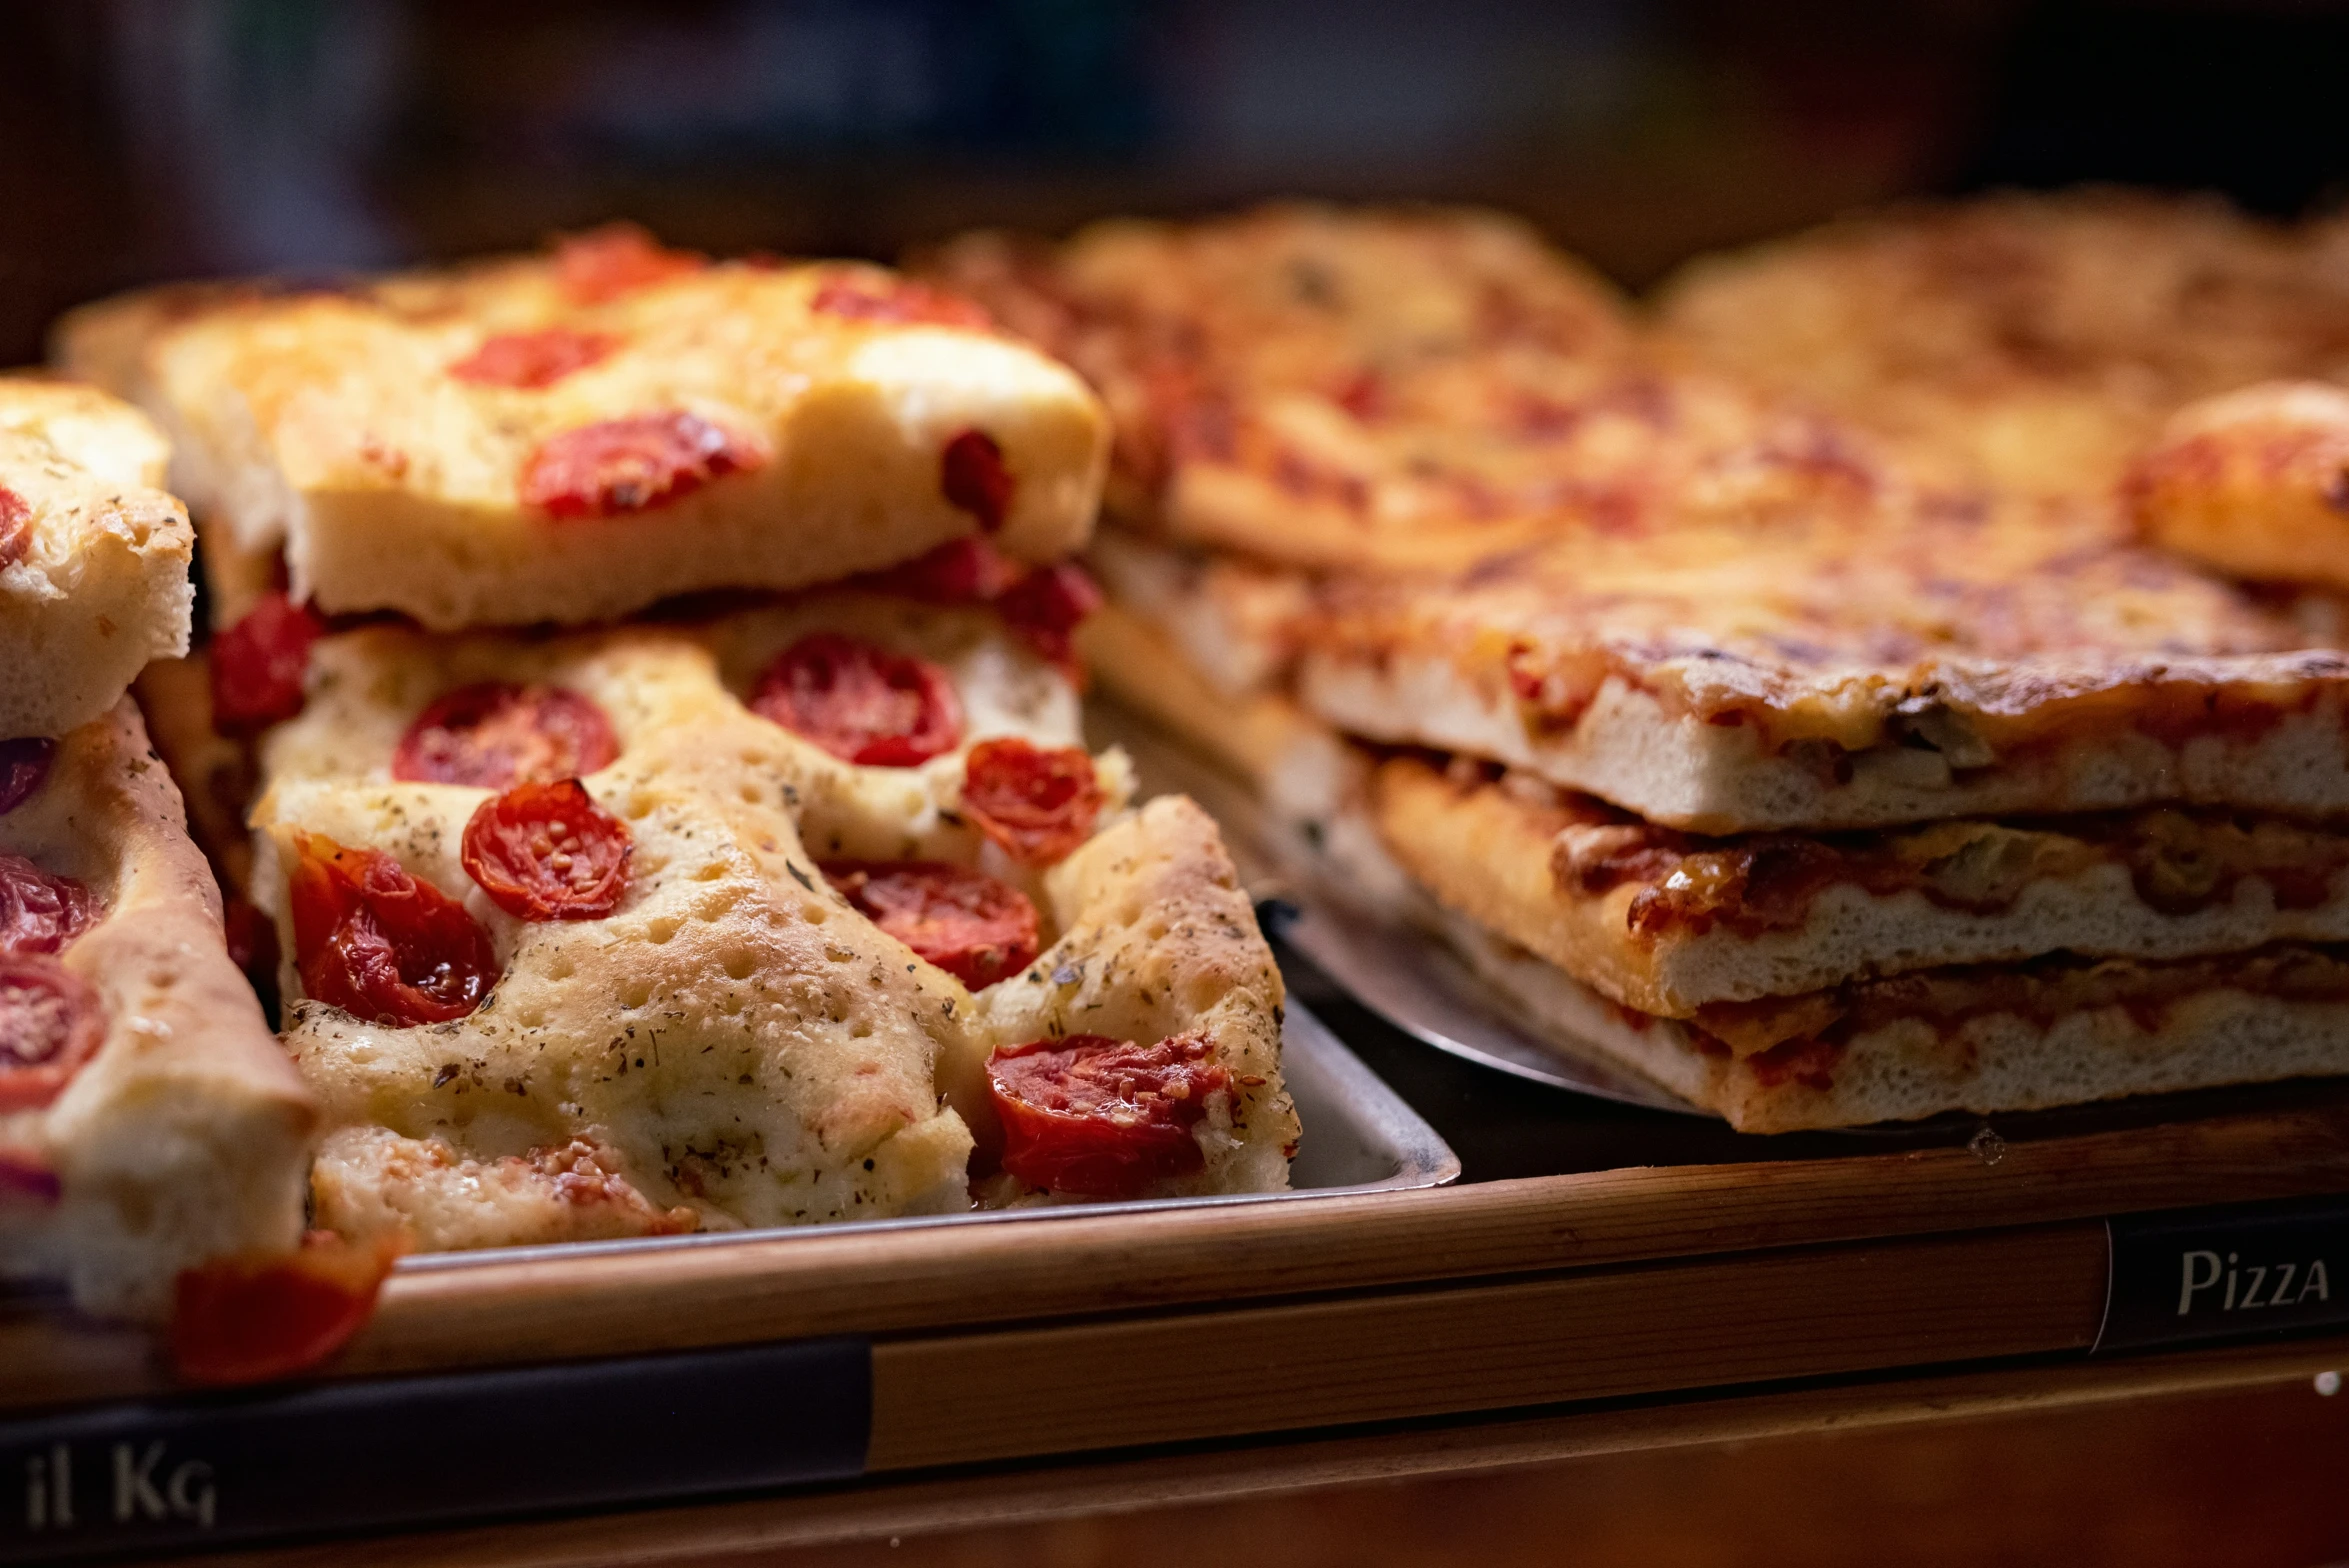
[45,226,1295,1320]
[938,202,2349,1133]
[0,378,321,1359]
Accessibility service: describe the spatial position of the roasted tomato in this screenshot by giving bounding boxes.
[0,955,105,1113]
[853,536,1024,604]
[553,223,704,305]
[287,834,498,1026]
[0,485,29,569]
[994,561,1103,668]
[986,1032,1230,1197]
[0,854,95,957]
[940,428,1013,533]
[0,737,55,816]
[750,632,965,767]
[809,273,992,330]
[959,738,1102,865]
[448,328,619,390]
[172,1231,401,1385]
[392,682,620,790]
[210,590,325,738]
[519,412,761,519]
[462,779,632,921]
[821,860,1039,990]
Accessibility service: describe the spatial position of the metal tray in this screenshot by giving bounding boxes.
[392,997,1459,1280]
[1093,701,1706,1114]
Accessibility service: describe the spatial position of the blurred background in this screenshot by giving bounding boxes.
[5,0,2349,364]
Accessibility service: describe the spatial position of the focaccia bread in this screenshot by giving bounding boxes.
[931,206,1894,575]
[2127,380,2349,592]
[0,379,194,739]
[1,701,314,1318]
[249,596,1291,1251]
[1371,753,2349,1016]
[1657,189,2349,498]
[1298,502,2349,833]
[59,227,1111,630]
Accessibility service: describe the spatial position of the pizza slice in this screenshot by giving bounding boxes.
[929,206,1896,575]
[55,227,1111,631]
[0,379,194,740]
[1656,190,2349,499]
[243,590,1291,1252]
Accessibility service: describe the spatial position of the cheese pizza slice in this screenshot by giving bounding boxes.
[57,227,1111,631]
[1657,189,2349,499]
[0,700,314,1320]
[0,379,193,740]
[249,593,1291,1251]
[928,206,1901,575]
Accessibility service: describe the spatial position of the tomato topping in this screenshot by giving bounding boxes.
[0,854,95,957]
[941,428,1014,533]
[462,779,632,921]
[0,486,29,569]
[750,632,965,767]
[854,536,1025,605]
[210,590,325,738]
[172,1231,400,1385]
[821,860,1040,989]
[0,955,104,1113]
[0,737,54,816]
[392,682,620,789]
[287,834,498,1026]
[553,223,704,304]
[520,412,761,518]
[448,328,619,390]
[0,1149,59,1203]
[959,738,1102,865]
[809,273,992,330]
[987,1032,1230,1197]
[995,562,1104,668]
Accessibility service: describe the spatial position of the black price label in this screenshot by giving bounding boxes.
[2097,1194,2349,1354]
[0,1336,869,1560]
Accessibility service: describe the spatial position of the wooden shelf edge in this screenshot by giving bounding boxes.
[207,1331,2349,1568]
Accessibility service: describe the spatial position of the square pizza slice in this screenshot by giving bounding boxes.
[1,700,314,1320]
[0,379,194,739]
[927,205,1897,575]
[247,594,1293,1253]
[1298,502,2349,834]
[55,227,1111,631]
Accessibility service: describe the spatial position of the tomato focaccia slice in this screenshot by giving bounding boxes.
[1369,753,2349,1018]
[0,378,193,739]
[1656,190,2349,499]
[0,700,313,1318]
[952,795,1296,1203]
[245,598,1154,1250]
[1298,500,2349,834]
[928,205,1902,576]
[65,232,1110,631]
[2127,381,2349,593]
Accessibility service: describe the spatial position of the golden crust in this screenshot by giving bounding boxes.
[2128,380,2349,591]
[259,599,1287,1252]
[1658,189,2349,498]
[0,701,314,1319]
[64,248,1109,630]
[930,206,1886,573]
[0,378,194,738]
[1300,500,2349,831]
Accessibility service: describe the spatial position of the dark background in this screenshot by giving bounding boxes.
[3,0,2346,364]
